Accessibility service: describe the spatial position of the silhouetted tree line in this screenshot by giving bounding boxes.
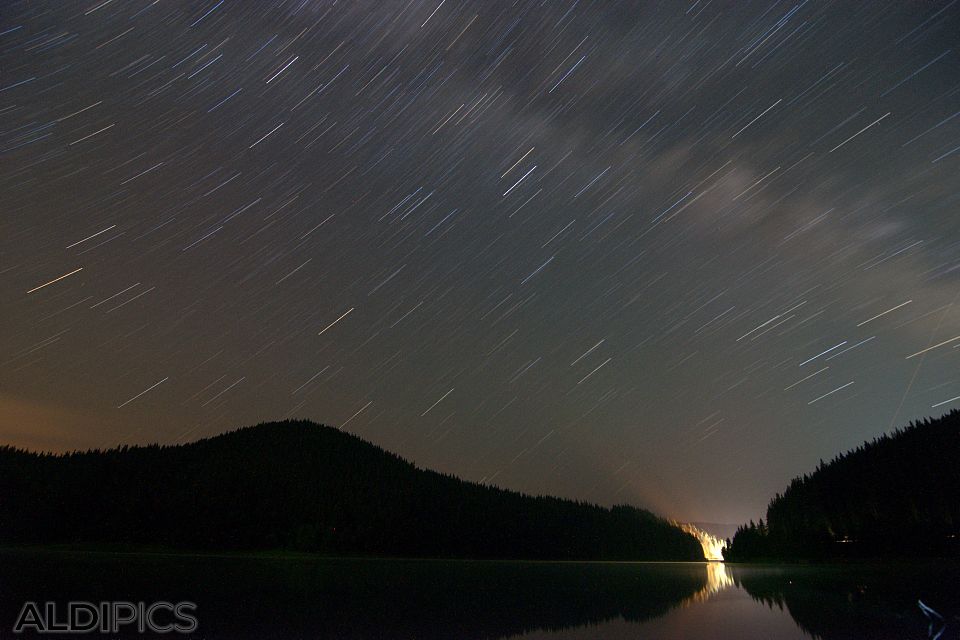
[724,410,960,561]
[0,420,703,561]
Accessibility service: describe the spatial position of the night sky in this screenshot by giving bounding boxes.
[3,0,959,524]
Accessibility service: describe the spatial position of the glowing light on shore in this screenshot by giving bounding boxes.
[677,522,727,561]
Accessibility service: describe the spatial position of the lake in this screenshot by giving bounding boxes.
[0,550,956,639]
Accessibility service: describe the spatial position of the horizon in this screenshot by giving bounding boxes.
[4,407,956,531]
[3,1,960,525]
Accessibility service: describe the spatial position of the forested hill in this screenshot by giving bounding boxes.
[724,410,960,561]
[0,420,703,561]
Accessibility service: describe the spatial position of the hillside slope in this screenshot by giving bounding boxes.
[0,420,703,561]
[724,410,960,560]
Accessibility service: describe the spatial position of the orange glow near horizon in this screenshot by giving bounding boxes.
[677,522,727,561]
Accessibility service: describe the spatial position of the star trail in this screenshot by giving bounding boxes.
[2,0,959,523]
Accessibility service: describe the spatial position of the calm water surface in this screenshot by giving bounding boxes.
[0,551,956,639]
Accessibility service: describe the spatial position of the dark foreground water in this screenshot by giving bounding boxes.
[0,550,957,639]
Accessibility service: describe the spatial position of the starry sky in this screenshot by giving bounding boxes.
[2,0,960,524]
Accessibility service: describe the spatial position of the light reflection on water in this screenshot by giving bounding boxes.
[685,560,736,603]
[503,559,960,640]
[0,551,956,639]
[511,561,811,640]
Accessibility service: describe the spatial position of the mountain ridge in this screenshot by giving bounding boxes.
[0,419,704,561]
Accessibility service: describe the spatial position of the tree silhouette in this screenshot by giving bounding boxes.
[724,409,960,561]
[0,420,704,561]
